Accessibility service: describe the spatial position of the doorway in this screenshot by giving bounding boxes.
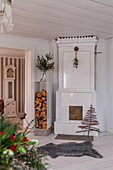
[0,53,25,116]
[0,46,35,128]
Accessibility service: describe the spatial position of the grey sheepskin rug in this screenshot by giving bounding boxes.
[39,141,103,158]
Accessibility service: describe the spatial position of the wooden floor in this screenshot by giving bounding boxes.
[27,132,113,170]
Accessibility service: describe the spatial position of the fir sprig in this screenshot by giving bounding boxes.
[73,46,79,68]
[36,53,54,72]
[73,58,79,68]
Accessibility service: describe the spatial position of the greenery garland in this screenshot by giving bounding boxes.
[73,47,79,68]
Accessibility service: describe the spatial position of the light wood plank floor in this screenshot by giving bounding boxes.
[27,132,113,170]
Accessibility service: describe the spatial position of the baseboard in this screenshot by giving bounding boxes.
[106,128,113,134]
[34,126,52,136]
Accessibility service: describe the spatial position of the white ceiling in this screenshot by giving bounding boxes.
[6,0,113,40]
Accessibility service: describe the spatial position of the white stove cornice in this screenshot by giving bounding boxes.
[57,36,97,45]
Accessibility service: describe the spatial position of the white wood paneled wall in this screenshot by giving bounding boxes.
[0,56,25,114]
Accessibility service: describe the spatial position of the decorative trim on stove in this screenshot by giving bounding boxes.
[56,35,97,45]
[57,35,96,40]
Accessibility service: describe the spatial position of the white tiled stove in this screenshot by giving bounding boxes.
[54,36,97,135]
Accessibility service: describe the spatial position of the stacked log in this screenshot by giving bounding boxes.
[76,105,100,136]
[35,89,47,129]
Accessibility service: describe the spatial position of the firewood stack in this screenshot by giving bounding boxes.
[76,105,100,136]
[35,89,47,129]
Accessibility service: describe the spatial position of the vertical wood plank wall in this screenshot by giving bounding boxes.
[0,56,25,114]
[16,58,19,114]
[20,59,23,113]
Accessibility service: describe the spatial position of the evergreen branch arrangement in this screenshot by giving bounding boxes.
[36,53,54,72]
[0,102,48,170]
[0,125,47,170]
[73,58,79,68]
[73,46,79,68]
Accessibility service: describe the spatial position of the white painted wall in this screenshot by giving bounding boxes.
[35,41,51,82]
[96,38,113,133]
[96,39,107,132]
[0,48,25,57]
[105,39,113,133]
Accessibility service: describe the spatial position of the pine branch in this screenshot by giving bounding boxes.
[36,53,54,72]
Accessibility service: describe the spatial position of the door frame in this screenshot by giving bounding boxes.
[0,39,35,127]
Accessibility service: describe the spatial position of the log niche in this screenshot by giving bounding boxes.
[35,89,47,129]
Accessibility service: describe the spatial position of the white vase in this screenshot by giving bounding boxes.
[40,71,46,82]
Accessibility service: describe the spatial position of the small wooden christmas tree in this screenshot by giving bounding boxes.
[76,105,100,136]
